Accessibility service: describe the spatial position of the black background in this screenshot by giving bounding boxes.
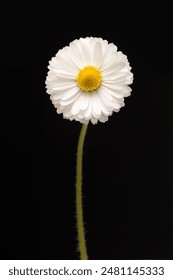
[1,3,173,260]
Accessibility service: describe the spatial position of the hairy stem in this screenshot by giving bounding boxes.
[75,124,88,260]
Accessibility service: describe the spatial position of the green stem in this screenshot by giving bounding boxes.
[75,123,88,260]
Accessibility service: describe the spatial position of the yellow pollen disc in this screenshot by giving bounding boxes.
[76,66,102,92]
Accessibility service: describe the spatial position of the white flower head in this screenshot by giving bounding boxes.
[45,37,134,125]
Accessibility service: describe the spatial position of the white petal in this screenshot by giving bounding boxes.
[114,108,120,112]
[55,51,77,72]
[61,86,79,101]
[99,114,109,123]
[90,93,102,118]
[79,93,90,111]
[51,82,76,91]
[78,38,93,65]
[71,92,86,115]
[52,70,76,79]
[93,41,103,68]
[49,76,75,83]
[90,116,98,125]
[63,107,73,118]
[60,90,80,106]
[70,41,86,68]
[99,87,122,109]
[49,89,67,100]
[98,100,112,116]
[102,42,117,62]
[84,98,92,119]
[101,85,124,99]
[102,61,125,73]
[101,82,131,96]
[77,111,85,119]
[97,87,114,110]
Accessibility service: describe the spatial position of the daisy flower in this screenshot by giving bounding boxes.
[45,37,133,125]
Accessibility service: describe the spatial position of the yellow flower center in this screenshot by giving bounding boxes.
[76,66,102,92]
